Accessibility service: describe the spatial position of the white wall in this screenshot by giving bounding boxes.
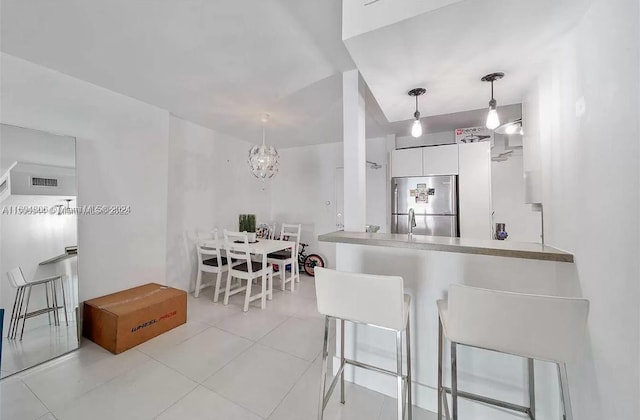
[1,53,170,302]
[522,0,640,417]
[491,150,542,242]
[165,115,271,293]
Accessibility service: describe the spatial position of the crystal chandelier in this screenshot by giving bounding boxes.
[248,114,280,179]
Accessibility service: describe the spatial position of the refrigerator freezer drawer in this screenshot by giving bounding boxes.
[391,214,458,237]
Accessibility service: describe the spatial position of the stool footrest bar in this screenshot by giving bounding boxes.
[344,358,408,379]
[443,387,532,415]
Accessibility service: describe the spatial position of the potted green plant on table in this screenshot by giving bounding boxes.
[239,214,257,242]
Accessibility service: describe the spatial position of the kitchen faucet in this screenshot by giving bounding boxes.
[408,208,417,237]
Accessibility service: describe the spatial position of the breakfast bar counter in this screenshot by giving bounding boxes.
[318,231,574,263]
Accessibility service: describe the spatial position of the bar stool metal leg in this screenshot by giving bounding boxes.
[19,285,33,340]
[558,363,573,420]
[12,286,26,339]
[8,286,22,338]
[437,317,444,419]
[406,316,412,420]
[59,277,69,326]
[340,318,345,404]
[396,329,404,420]
[45,282,52,325]
[451,342,458,420]
[528,358,535,419]
[318,315,330,420]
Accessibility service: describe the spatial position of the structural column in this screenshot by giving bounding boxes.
[342,69,366,232]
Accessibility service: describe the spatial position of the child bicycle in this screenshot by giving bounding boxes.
[272,242,325,277]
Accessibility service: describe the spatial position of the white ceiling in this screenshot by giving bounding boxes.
[0,0,590,147]
[344,0,591,123]
[0,0,388,148]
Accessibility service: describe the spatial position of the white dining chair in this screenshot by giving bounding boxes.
[315,267,412,420]
[267,223,301,291]
[223,230,273,312]
[437,284,589,420]
[6,267,68,340]
[195,229,229,301]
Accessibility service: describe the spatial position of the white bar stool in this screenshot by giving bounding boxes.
[437,284,589,420]
[315,267,412,420]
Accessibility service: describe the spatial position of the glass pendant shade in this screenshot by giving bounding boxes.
[248,116,280,179]
[411,119,423,138]
[248,143,279,179]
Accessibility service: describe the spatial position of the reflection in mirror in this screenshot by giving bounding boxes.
[0,123,78,378]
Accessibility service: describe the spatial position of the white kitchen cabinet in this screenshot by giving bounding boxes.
[458,142,492,239]
[390,148,422,177]
[422,144,459,175]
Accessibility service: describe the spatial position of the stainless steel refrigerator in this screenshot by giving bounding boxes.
[391,175,459,237]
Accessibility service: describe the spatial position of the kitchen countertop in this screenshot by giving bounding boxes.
[318,231,574,263]
[39,252,77,265]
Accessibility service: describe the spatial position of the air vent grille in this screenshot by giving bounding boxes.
[0,179,6,194]
[32,177,58,187]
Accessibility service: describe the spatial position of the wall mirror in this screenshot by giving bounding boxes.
[0,123,79,378]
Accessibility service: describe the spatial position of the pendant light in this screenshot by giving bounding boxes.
[481,72,504,130]
[408,88,426,138]
[248,113,280,179]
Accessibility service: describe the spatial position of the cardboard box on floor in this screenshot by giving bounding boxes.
[83,283,187,354]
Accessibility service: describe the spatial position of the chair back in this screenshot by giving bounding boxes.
[280,223,301,249]
[197,229,223,266]
[223,230,253,272]
[6,267,28,288]
[315,267,405,331]
[447,284,589,363]
[269,222,277,239]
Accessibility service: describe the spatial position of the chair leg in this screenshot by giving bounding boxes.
[213,272,222,302]
[223,271,233,305]
[558,363,573,420]
[280,268,286,291]
[451,342,458,420]
[528,358,535,419]
[60,277,69,326]
[20,285,33,340]
[268,272,273,300]
[243,279,252,312]
[406,316,413,420]
[195,268,202,298]
[317,316,330,420]
[396,329,404,420]
[340,318,345,404]
[438,317,444,419]
[260,274,267,309]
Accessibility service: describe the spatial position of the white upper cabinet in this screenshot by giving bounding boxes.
[422,144,459,175]
[391,144,459,178]
[390,148,423,178]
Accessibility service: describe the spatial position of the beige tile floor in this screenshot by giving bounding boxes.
[0,275,436,420]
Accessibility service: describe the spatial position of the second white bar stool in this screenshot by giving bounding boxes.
[315,267,412,420]
[437,284,589,420]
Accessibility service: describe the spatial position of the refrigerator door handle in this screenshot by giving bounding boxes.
[393,183,398,215]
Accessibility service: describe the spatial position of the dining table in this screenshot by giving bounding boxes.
[201,238,296,300]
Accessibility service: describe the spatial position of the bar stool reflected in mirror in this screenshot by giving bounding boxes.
[315,267,412,420]
[6,267,69,341]
[437,284,589,420]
